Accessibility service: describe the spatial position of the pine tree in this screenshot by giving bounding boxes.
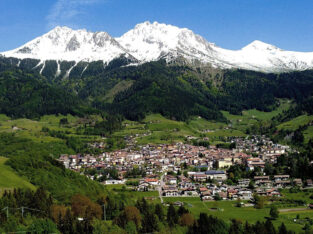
[167,204,178,227]
[278,222,287,234]
[270,206,279,220]
[155,204,164,221]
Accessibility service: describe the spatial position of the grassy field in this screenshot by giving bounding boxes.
[163,197,313,233]
[112,100,293,145]
[113,114,245,145]
[222,99,291,132]
[277,115,313,131]
[0,114,103,144]
[303,126,313,142]
[0,99,309,147]
[104,184,160,204]
[0,157,35,192]
[280,189,313,204]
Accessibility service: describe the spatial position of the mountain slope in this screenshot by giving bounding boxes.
[2,21,313,72]
[0,66,85,118]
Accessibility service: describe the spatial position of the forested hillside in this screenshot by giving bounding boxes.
[0,67,87,118]
[1,57,313,124]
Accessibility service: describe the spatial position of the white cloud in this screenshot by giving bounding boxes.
[46,0,101,29]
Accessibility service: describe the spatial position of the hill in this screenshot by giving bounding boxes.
[0,156,35,192]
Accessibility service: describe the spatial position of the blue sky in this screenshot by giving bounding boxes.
[1,0,313,52]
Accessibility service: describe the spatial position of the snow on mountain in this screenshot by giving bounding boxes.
[1,26,135,63]
[2,22,313,72]
[214,40,313,72]
[116,21,218,64]
[117,22,313,72]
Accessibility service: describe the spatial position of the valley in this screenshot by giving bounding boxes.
[0,20,313,234]
[0,98,312,232]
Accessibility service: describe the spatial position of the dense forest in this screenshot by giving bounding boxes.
[0,67,88,118]
[1,57,313,123]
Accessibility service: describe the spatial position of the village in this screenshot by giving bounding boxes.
[58,135,311,202]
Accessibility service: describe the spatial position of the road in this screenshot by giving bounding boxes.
[279,207,310,212]
[158,173,165,204]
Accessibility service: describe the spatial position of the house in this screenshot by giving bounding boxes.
[193,173,207,182]
[104,179,126,185]
[238,189,252,200]
[274,175,290,182]
[254,176,269,183]
[137,182,150,191]
[165,175,177,185]
[144,178,159,186]
[199,187,208,193]
[205,170,227,181]
[274,180,291,188]
[201,190,213,200]
[162,185,179,196]
[218,159,233,168]
[227,188,238,199]
[266,188,280,197]
[257,180,272,188]
[246,158,265,171]
[238,179,250,187]
[218,192,227,200]
[181,188,198,196]
[293,178,303,187]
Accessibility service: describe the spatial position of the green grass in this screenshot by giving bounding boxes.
[280,189,313,204]
[103,80,134,103]
[0,99,295,147]
[303,126,313,142]
[243,100,291,121]
[104,184,160,204]
[0,157,35,192]
[277,115,313,131]
[222,99,291,132]
[111,100,293,145]
[163,197,313,233]
[222,107,287,132]
[0,114,103,144]
[114,114,246,145]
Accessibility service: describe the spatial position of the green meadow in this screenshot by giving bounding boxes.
[277,115,313,131]
[112,99,298,145]
[0,157,35,192]
[0,114,103,143]
[163,197,313,233]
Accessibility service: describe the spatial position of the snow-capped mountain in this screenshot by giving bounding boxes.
[2,21,313,72]
[116,21,218,64]
[1,26,135,64]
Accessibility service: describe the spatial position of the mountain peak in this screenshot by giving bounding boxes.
[242,40,280,51]
[117,21,213,62]
[51,26,74,32]
[2,22,313,72]
[1,26,131,63]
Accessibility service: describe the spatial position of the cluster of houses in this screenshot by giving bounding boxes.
[58,142,252,179]
[59,138,291,179]
[231,135,291,163]
[253,175,313,188]
[58,137,313,201]
[156,171,285,200]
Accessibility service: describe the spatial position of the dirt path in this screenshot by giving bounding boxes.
[279,207,310,212]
